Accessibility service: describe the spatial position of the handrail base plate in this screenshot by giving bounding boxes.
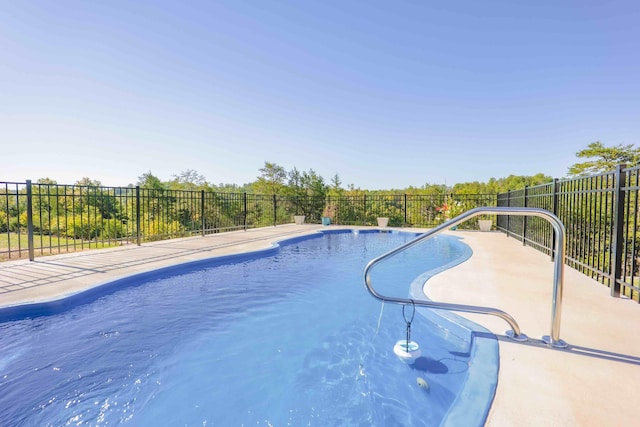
[542,335,569,349]
[505,330,528,342]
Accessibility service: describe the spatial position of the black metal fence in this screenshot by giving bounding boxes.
[498,164,640,302]
[4,172,640,302]
[325,193,498,227]
[0,180,496,261]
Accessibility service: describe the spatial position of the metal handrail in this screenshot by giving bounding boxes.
[363,207,567,348]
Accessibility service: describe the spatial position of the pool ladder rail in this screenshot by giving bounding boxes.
[363,207,568,349]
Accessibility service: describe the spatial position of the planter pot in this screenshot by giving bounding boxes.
[293,215,306,225]
[478,219,492,232]
[377,217,389,227]
[321,217,331,226]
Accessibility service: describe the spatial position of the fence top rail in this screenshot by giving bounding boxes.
[623,164,640,173]
[496,171,620,198]
[31,183,137,191]
[0,181,27,186]
[552,170,616,186]
[1,181,501,199]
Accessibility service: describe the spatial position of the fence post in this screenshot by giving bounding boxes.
[363,195,367,225]
[243,193,248,231]
[135,186,141,246]
[610,164,626,297]
[26,180,35,261]
[522,186,528,245]
[495,193,500,228]
[506,190,511,237]
[404,194,408,226]
[273,194,277,227]
[201,190,205,237]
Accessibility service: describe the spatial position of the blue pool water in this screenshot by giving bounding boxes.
[0,230,495,426]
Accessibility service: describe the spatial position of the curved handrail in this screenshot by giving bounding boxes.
[363,207,567,347]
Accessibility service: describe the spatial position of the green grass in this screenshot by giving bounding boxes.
[0,232,121,261]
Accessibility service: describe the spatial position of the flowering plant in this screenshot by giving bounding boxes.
[435,202,451,220]
[323,204,337,219]
[436,197,463,221]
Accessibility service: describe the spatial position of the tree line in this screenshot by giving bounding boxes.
[33,141,634,197]
[1,141,636,239]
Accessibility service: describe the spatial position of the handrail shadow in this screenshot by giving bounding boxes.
[496,335,640,366]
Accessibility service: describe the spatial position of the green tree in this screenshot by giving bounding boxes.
[75,177,102,187]
[137,171,165,189]
[284,168,328,220]
[37,178,58,185]
[169,169,208,190]
[568,142,640,176]
[254,162,287,195]
[285,168,328,199]
[70,178,116,219]
[408,183,448,195]
[453,174,552,193]
[328,174,343,196]
[215,182,251,193]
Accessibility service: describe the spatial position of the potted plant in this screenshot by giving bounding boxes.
[322,205,336,226]
[293,215,306,225]
[377,217,389,227]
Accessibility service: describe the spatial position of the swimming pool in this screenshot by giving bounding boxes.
[0,230,496,426]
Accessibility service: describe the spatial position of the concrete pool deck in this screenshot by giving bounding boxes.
[1,224,639,426]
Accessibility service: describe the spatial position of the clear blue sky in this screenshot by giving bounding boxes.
[1,1,638,189]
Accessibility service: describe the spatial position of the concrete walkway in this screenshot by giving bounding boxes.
[1,225,639,426]
[427,231,640,427]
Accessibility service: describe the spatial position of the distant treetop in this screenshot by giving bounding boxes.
[568,142,640,177]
